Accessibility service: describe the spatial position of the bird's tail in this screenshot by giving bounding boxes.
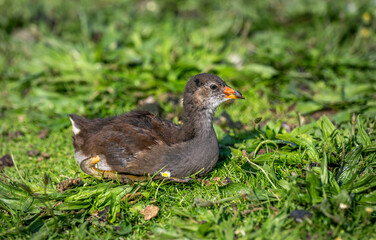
[68,114,89,135]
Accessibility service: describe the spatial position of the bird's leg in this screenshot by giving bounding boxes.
[80,155,103,177]
[80,156,147,183]
[80,155,194,183]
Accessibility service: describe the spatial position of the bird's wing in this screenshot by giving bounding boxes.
[71,111,180,174]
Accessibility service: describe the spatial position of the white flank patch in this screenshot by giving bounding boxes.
[69,117,81,135]
[74,151,88,164]
[96,156,115,171]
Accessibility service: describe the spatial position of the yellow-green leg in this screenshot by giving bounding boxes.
[80,155,193,183]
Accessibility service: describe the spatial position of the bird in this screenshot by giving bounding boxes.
[69,73,244,183]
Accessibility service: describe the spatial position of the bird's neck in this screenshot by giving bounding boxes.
[179,104,215,141]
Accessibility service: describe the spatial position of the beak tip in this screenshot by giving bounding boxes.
[236,91,245,99]
[224,86,244,99]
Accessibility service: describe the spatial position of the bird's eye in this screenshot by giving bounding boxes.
[210,84,218,90]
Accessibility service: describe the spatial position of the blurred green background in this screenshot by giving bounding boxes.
[1,1,376,239]
[1,0,375,131]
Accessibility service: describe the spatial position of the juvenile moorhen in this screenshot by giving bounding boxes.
[69,73,244,182]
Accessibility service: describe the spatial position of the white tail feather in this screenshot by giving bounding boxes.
[69,117,81,135]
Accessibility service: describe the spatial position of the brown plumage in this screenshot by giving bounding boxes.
[69,73,244,182]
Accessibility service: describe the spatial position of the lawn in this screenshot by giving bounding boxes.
[0,0,375,239]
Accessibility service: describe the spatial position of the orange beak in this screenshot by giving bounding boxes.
[224,86,245,99]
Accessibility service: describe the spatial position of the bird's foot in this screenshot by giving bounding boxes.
[80,156,194,183]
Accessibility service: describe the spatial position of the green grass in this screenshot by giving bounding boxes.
[1,0,376,239]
